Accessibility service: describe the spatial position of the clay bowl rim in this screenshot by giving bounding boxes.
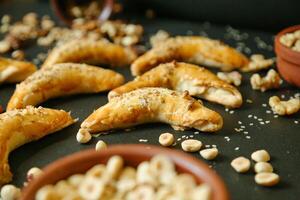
[274,24,300,66]
[21,144,230,200]
[50,0,114,26]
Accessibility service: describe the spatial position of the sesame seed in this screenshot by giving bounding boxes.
[246,99,253,103]
[254,116,258,119]
[243,131,248,134]
[205,145,211,148]
[245,136,251,139]
[238,121,242,124]
[260,122,265,125]
[262,104,267,107]
[212,145,217,148]
[229,110,235,114]
[194,131,199,134]
[258,118,263,121]
[295,121,299,124]
[265,121,270,124]
[139,139,148,142]
[225,108,229,112]
[177,138,182,141]
[249,123,254,126]
[241,125,246,129]
[235,147,240,151]
[266,110,272,114]
[248,114,253,118]
[274,115,278,118]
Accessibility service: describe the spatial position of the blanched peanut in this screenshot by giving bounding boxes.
[27,167,43,182]
[200,148,218,160]
[67,174,84,187]
[79,176,105,199]
[125,185,155,200]
[254,162,273,173]
[181,139,202,152]
[95,140,107,151]
[250,69,282,92]
[242,54,274,72]
[106,155,124,179]
[191,184,212,200]
[231,156,251,173]
[0,185,21,200]
[86,164,106,178]
[280,33,296,47]
[136,162,157,186]
[150,155,176,185]
[217,71,242,86]
[172,174,196,196]
[150,30,170,47]
[76,128,91,143]
[35,185,59,200]
[158,132,174,147]
[251,149,270,162]
[255,172,280,186]
[269,96,300,115]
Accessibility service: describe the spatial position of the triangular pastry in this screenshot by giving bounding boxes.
[131,36,249,76]
[110,62,242,108]
[81,87,223,134]
[0,106,75,185]
[7,63,125,110]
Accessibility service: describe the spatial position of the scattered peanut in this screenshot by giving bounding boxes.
[255,172,280,187]
[217,71,242,86]
[254,162,273,173]
[76,128,92,144]
[231,156,251,173]
[242,54,274,72]
[158,132,175,147]
[0,184,21,200]
[250,69,282,92]
[181,139,202,152]
[95,140,107,151]
[200,148,219,160]
[251,149,270,162]
[269,96,300,115]
[27,167,43,182]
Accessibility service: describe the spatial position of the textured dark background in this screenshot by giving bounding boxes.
[0,1,300,200]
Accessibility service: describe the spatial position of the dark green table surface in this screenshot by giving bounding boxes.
[0,1,299,200]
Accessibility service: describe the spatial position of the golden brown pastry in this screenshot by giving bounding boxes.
[0,57,37,85]
[0,106,75,185]
[131,36,249,76]
[109,62,242,108]
[81,87,223,134]
[42,39,137,68]
[7,63,125,110]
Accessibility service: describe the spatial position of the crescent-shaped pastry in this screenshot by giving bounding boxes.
[109,62,242,108]
[0,106,75,185]
[131,36,249,76]
[42,39,137,68]
[81,87,223,134]
[7,63,125,110]
[0,57,37,85]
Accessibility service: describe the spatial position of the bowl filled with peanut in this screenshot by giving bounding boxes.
[20,144,229,200]
[275,25,300,87]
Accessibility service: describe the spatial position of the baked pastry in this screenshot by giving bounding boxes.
[0,106,75,185]
[81,87,223,134]
[7,63,125,110]
[42,39,137,68]
[109,62,242,108]
[0,57,37,85]
[131,36,249,76]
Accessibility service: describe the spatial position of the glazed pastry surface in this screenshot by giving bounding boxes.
[81,87,223,134]
[0,106,75,185]
[131,36,249,76]
[7,63,125,110]
[110,62,243,108]
[42,39,137,68]
[0,57,37,85]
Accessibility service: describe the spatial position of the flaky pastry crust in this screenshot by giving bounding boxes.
[110,62,242,108]
[7,63,125,110]
[0,57,37,85]
[81,88,223,134]
[0,106,75,185]
[131,36,249,76]
[42,39,137,68]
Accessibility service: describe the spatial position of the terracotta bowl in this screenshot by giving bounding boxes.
[50,0,114,26]
[274,25,300,87]
[21,144,230,200]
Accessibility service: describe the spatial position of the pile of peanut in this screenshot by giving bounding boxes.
[35,155,211,200]
[279,30,300,52]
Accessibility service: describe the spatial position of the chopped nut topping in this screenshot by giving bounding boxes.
[242,54,274,72]
[217,71,242,86]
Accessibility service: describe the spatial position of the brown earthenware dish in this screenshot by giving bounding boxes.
[50,0,114,25]
[21,144,230,200]
[275,25,300,87]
